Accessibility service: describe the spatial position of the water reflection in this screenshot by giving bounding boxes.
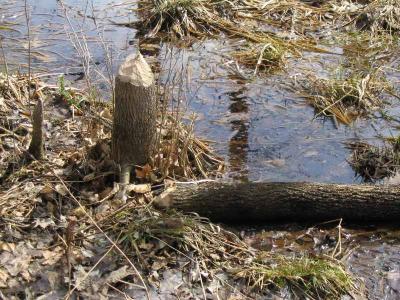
[226,86,250,181]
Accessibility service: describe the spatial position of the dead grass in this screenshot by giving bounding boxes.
[139,0,344,38]
[234,255,353,297]
[140,0,400,40]
[138,0,330,73]
[297,69,391,125]
[139,0,268,42]
[258,0,340,34]
[341,31,398,65]
[330,0,400,35]
[355,0,400,34]
[139,0,231,38]
[231,41,288,75]
[347,139,400,181]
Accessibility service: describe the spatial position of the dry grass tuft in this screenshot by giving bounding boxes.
[234,255,353,297]
[143,0,212,37]
[139,0,233,38]
[259,0,339,34]
[231,41,288,75]
[154,114,224,180]
[355,0,400,34]
[297,70,390,125]
[347,139,400,181]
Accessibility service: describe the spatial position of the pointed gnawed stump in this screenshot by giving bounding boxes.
[28,98,45,160]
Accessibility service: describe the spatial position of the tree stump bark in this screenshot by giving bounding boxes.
[157,181,400,223]
[112,53,157,184]
[28,98,44,160]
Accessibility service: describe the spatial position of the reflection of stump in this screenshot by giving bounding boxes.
[227,88,249,180]
[112,53,157,184]
[28,98,44,160]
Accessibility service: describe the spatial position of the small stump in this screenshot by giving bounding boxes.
[112,52,157,185]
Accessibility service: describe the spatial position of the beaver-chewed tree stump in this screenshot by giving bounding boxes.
[28,98,44,160]
[112,52,157,184]
[156,181,400,223]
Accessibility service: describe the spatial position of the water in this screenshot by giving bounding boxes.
[1,0,400,298]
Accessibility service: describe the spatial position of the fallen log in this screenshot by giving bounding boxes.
[156,181,400,223]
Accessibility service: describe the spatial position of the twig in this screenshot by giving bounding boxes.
[24,0,32,107]
[0,126,23,142]
[196,259,207,300]
[331,218,343,258]
[65,217,77,292]
[106,282,134,300]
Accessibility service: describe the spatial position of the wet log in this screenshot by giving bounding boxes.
[112,52,157,184]
[157,181,400,223]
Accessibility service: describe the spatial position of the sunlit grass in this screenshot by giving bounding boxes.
[298,69,391,125]
[234,255,353,297]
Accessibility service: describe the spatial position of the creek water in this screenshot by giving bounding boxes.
[1,0,399,298]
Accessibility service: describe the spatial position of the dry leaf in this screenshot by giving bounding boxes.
[33,218,55,229]
[0,268,9,288]
[0,242,15,252]
[0,244,32,277]
[83,173,96,182]
[135,164,152,180]
[126,184,151,194]
[105,266,131,284]
[55,184,68,196]
[42,247,63,265]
